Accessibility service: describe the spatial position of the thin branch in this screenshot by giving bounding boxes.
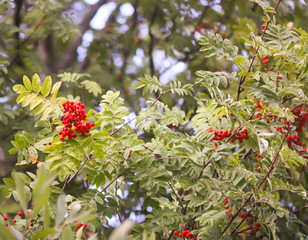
[58,0,113,69]
[111,91,165,136]
[182,160,211,215]
[90,174,122,202]
[257,122,294,189]
[148,6,159,76]
[294,206,308,213]
[231,210,252,235]
[168,181,184,209]
[8,14,47,69]
[220,120,293,237]
[67,158,89,183]
[62,174,70,191]
[236,0,283,101]
[167,230,175,240]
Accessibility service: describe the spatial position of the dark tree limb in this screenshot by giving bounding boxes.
[148,6,159,77]
[58,0,113,69]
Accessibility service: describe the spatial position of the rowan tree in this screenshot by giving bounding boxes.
[0,0,308,239]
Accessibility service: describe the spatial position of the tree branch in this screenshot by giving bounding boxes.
[236,0,283,101]
[220,120,293,237]
[58,0,113,69]
[148,6,159,77]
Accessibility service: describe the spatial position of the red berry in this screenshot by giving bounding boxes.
[254,223,261,231]
[224,197,229,204]
[2,215,8,221]
[256,103,262,108]
[185,233,191,238]
[225,205,230,209]
[173,231,178,236]
[240,212,248,218]
[13,219,16,223]
[30,222,34,227]
[17,211,23,217]
[83,223,88,228]
[86,232,90,236]
[257,166,261,172]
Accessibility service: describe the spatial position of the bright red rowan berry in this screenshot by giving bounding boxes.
[17,211,23,217]
[2,215,8,221]
[173,231,178,236]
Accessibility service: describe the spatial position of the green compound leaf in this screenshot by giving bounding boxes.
[41,75,52,97]
[32,73,41,93]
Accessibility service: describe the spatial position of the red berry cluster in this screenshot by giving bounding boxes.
[262,56,269,67]
[292,105,308,133]
[2,210,33,226]
[254,223,261,231]
[2,214,8,221]
[223,197,233,215]
[207,128,249,144]
[173,229,198,239]
[59,101,95,141]
[74,222,90,237]
[255,103,276,122]
[255,103,308,170]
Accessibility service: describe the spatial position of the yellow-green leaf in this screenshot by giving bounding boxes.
[50,81,62,100]
[21,93,38,108]
[12,84,26,94]
[23,75,32,91]
[29,96,44,110]
[32,74,41,93]
[16,91,30,104]
[41,76,52,97]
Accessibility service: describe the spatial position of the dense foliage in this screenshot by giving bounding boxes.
[0,0,308,239]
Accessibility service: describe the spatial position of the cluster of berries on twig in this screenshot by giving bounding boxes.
[75,222,90,238]
[173,229,199,239]
[2,211,34,227]
[255,103,307,170]
[59,101,95,141]
[208,128,249,144]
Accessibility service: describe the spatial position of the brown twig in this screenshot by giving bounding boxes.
[67,158,89,183]
[236,0,283,101]
[168,181,184,209]
[220,120,293,237]
[231,210,252,235]
[148,5,159,77]
[111,91,165,136]
[182,160,211,215]
[58,0,112,69]
[8,14,47,69]
[62,174,70,191]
